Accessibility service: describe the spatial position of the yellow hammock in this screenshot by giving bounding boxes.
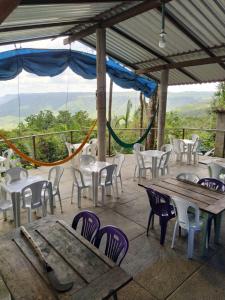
[0,120,97,167]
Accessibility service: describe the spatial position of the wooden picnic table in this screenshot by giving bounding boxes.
[139,175,225,255]
[0,216,132,300]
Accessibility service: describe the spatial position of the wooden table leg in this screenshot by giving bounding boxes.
[214,213,222,244]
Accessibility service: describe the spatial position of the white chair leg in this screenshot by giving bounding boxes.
[119,174,123,192]
[115,178,119,198]
[101,186,105,205]
[28,208,32,223]
[3,210,7,221]
[171,221,178,248]
[187,229,195,259]
[133,166,137,181]
[71,184,75,204]
[77,188,81,208]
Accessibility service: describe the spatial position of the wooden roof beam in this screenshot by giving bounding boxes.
[136,55,225,74]
[20,0,139,4]
[0,0,21,24]
[64,0,173,44]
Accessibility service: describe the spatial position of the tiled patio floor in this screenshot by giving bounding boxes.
[1,154,225,299]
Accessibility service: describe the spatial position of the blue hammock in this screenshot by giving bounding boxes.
[0,48,157,98]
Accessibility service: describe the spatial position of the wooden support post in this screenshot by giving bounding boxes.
[96,28,106,161]
[108,79,113,156]
[157,69,169,149]
[139,92,144,138]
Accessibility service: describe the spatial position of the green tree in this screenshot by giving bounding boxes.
[211,82,225,110]
[25,110,56,131]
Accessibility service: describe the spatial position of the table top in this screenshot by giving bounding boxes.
[81,161,112,173]
[141,150,165,158]
[0,217,132,300]
[0,175,43,193]
[140,175,225,215]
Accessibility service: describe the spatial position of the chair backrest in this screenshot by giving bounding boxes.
[198,178,225,192]
[134,150,145,169]
[192,134,199,142]
[146,187,173,217]
[65,142,72,155]
[94,225,129,265]
[2,149,14,169]
[85,144,98,156]
[89,138,98,145]
[133,143,144,152]
[48,166,64,191]
[72,210,100,242]
[160,144,172,152]
[113,153,125,177]
[158,150,171,168]
[172,139,183,153]
[176,173,200,183]
[172,196,200,230]
[208,162,225,180]
[71,167,86,188]
[80,154,96,166]
[168,134,174,145]
[21,180,48,209]
[99,164,117,186]
[5,167,28,184]
[192,139,200,153]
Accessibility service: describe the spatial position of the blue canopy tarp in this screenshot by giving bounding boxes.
[0,48,157,98]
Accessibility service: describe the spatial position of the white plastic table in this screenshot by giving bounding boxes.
[81,161,112,206]
[141,150,165,178]
[182,139,195,165]
[0,175,54,227]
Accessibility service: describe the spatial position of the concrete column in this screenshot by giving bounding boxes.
[96,28,106,161]
[157,69,169,149]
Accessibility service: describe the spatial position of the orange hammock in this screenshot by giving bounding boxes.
[0,120,97,167]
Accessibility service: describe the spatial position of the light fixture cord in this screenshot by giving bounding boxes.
[161,0,165,32]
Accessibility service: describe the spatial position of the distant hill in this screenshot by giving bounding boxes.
[0,90,214,129]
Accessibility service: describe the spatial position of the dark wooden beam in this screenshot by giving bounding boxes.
[163,7,225,71]
[0,20,95,33]
[64,0,172,44]
[110,27,199,82]
[0,0,21,24]
[20,0,139,4]
[136,55,225,74]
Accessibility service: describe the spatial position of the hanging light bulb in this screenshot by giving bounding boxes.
[159,0,166,48]
[159,30,166,48]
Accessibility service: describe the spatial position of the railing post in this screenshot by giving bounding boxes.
[182,128,185,139]
[32,135,37,160]
[70,131,73,144]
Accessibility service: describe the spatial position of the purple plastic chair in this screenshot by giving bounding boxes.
[197,178,225,192]
[94,225,129,266]
[72,210,100,243]
[146,187,176,245]
[198,178,225,243]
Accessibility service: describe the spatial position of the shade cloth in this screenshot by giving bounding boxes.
[0,48,157,97]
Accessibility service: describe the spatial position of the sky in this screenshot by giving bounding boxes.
[0,37,218,97]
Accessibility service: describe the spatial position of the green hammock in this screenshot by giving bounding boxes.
[106,107,158,148]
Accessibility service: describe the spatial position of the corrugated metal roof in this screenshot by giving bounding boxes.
[0,0,225,85]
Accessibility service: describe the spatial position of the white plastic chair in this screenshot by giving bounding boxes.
[98,164,117,204]
[176,173,200,183]
[70,167,92,207]
[173,139,187,162]
[48,166,64,213]
[0,194,13,221]
[112,153,125,196]
[133,151,152,180]
[160,144,172,152]
[208,162,225,181]
[133,143,145,152]
[89,138,98,145]
[21,180,48,223]
[192,134,199,142]
[85,143,98,157]
[65,142,73,155]
[0,149,14,172]
[171,196,205,259]
[5,167,28,184]
[191,139,200,164]
[157,150,171,176]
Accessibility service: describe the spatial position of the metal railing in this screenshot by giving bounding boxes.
[0,127,224,160]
